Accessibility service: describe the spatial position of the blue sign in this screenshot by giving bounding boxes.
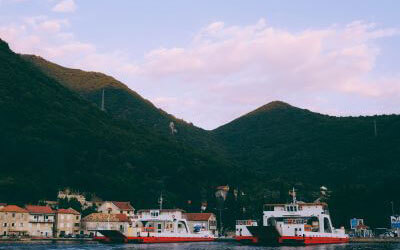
[391,216,400,229]
[350,218,363,229]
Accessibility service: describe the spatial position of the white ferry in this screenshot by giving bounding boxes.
[97,208,216,243]
[235,188,349,245]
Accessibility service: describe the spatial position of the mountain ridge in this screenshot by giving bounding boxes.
[2,38,400,228]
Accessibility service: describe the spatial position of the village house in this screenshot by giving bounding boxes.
[25,205,55,237]
[97,201,134,216]
[0,205,30,237]
[55,208,81,237]
[81,213,130,237]
[185,213,217,235]
[57,188,93,209]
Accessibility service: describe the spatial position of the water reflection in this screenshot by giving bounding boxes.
[0,242,399,250]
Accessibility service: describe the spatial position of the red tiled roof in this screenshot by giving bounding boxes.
[112,201,134,211]
[115,213,130,222]
[57,208,80,215]
[82,213,130,222]
[185,213,215,221]
[25,205,55,214]
[0,205,28,213]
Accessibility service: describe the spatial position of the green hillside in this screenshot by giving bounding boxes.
[2,37,400,229]
[0,39,231,211]
[214,101,400,227]
[22,55,221,153]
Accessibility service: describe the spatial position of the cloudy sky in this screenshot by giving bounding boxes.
[1,0,399,129]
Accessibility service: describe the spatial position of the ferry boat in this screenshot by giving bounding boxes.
[235,188,349,245]
[96,208,216,243]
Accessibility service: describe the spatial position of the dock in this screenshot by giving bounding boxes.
[350,237,400,243]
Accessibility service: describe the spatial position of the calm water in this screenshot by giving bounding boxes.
[0,242,399,250]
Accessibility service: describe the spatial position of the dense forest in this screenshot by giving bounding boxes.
[1,38,400,229]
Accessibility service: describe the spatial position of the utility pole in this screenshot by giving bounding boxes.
[101,88,105,111]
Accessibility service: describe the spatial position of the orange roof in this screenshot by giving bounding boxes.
[57,208,80,215]
[25,205,55,214]
[115,214,130,222]
[0,205,28,213]
[112,201,134,211]
[185,213,215,221]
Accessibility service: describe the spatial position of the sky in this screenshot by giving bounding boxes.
[1,0,399,129]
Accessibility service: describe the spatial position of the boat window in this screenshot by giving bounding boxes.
[150,211,159,217]
[264,205,274,211]
[324,218,332,233]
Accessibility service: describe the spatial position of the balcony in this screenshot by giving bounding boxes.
[30,219,54,223]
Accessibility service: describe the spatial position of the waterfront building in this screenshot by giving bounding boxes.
[25,205,55,237]
[55,208,81,237]
[97,201,134,216]
[0,205,30,237]
[185,213,217,235]
[81,213,130,237]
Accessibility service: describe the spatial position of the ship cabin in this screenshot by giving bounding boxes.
[262,202,338,236]
[136,209,190,235]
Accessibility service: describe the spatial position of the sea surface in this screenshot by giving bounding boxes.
[0,242,399,250]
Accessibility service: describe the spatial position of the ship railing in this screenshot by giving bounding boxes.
[236,220,257,226]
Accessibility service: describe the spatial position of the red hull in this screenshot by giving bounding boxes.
[128,236,215,243]
[235,236,259,244]
[279,236,349,245]
[95,236,215,244]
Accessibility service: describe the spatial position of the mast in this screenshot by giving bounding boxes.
[159,192,163,210]
[290,187,297,204]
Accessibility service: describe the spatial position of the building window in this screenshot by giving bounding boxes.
[11,223,15,227]
[76,216,79,220]
[12,213,15,218]
[3,223,7,227]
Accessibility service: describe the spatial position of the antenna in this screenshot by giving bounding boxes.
[158,192,163,210]
[289,187,297,204]
[101,88,105,111]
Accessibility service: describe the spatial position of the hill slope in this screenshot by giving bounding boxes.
[214,101,400,226]
[22,55,221,153]
[3,38,400,228]
[0,39,231,210]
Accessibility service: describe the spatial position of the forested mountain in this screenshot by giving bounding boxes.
[1,38,400,228]
[22,55,221,154]
[0,39,231,212]
[214,101,400,227]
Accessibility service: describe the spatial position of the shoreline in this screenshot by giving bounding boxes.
[350,238,400,243]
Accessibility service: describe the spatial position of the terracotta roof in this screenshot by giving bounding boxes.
[25,205,55,214]
[185,213,215,221]
[57,208,80,215]
[82,213,130,222]
[112,201,134,211]
[0,205,28,213]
